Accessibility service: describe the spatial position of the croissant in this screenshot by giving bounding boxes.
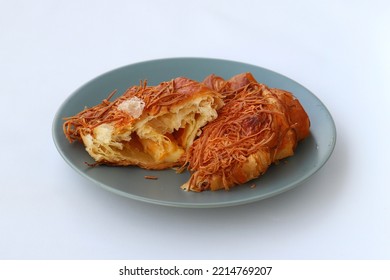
[63,77,224,169]
[181,73,310,191]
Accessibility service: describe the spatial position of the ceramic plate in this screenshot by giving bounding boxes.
[52,58,336,208]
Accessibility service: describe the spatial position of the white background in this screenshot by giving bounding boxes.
[1,0,389,260]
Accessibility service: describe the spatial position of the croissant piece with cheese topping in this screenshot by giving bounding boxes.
[181,73,310,191]
[63,77,224,169]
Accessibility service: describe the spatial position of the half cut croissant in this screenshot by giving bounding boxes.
[63,77,224,169]
[181,73,310,191]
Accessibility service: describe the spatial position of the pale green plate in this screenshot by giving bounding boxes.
[52,58,336,208]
